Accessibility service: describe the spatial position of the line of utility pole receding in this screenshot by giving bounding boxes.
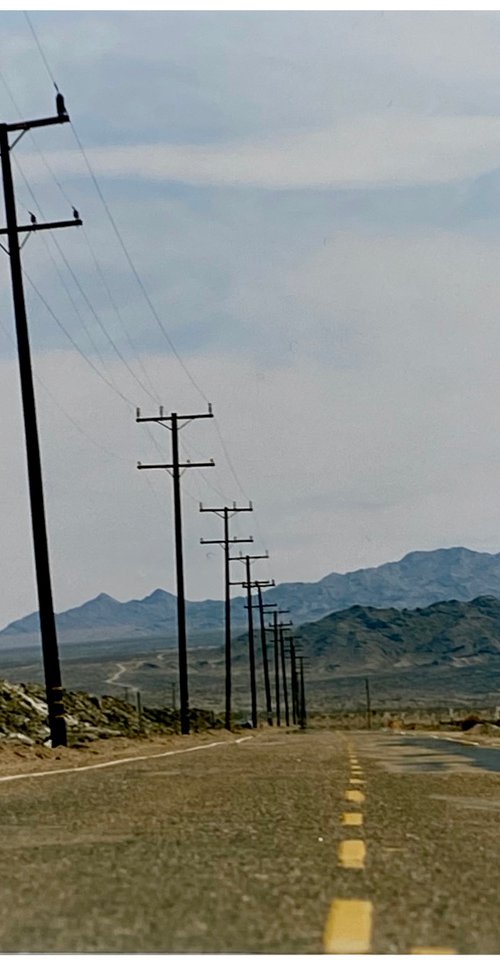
[1,97,307,746]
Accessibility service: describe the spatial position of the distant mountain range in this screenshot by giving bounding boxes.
[268,546,500,622]
[2,546,500,647]
[0,588,227,648]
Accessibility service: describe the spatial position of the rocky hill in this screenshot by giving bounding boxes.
[3,546,500,646]
[297,595,500,672]
[0,680,218,745]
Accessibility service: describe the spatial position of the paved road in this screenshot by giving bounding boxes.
[0,729,499,953]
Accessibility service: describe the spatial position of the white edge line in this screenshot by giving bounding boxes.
[0,735,254,784]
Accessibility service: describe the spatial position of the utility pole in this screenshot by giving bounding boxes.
[246,588,277,726]
[272,611,280,727]
[231,552,270,729]
[298,656,307,729]
[137,406,214,736]
[136,690,143,733]
[269,609,289,727]
[256,584,275,726]
[365,677,372,730]
[200,502,253,731]
[288,635,303,726]
[279,620,293,728]
[287,637,298,725]
[0,100,82,748]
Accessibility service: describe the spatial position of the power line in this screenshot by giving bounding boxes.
[23,268,134,408]
[37,227,120,376]
[0,68,162,407]
[0,312,128,465]
[21,13,271,559]
[47,227,161,406]
[37,377,129,465]
[213,417,251,502]
[6,271,201,502]
[6,147,149,402]
[0,100,175,465]
[1,58,162,406]
[12,151,160,406]
[0,65,72,208]
[81,225,162,405]
[157,419,232,504]
[72,132,269,530]
[70,124,210,405]
[72,134,265,517]
[23,12,58,90]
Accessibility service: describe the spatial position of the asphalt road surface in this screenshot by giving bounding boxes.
[0,728,499,954]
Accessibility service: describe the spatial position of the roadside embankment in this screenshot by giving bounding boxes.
[0,678,223,750]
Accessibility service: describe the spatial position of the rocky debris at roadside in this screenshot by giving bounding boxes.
[0,679,222,746]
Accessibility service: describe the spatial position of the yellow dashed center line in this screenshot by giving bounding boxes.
[322,748,371,952]
[331,748,457,954]
[337,839,366,869]
[323,899,373,953]
[410,948,456,955]
[341,811,363,826]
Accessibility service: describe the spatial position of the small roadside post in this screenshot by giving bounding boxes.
[365,678,372,730]
[136,690,144,733]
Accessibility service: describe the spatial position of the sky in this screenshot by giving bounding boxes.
[2,9,500,626]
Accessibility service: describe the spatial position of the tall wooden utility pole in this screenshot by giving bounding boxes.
[137,406,214,735]
[365,677,372,730]
[271,611,280,727]
[287,636,302,725]
[255,584,275,726]
[200,502,253,731]
[231,551,270,729]
[269,609,290,727]
[279,620,292,727]
[0,99,82,748]
[298,656,307,729]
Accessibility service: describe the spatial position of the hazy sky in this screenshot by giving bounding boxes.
[2,10,500,626]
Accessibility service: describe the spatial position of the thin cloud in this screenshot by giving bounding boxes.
[19,113,500,190]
